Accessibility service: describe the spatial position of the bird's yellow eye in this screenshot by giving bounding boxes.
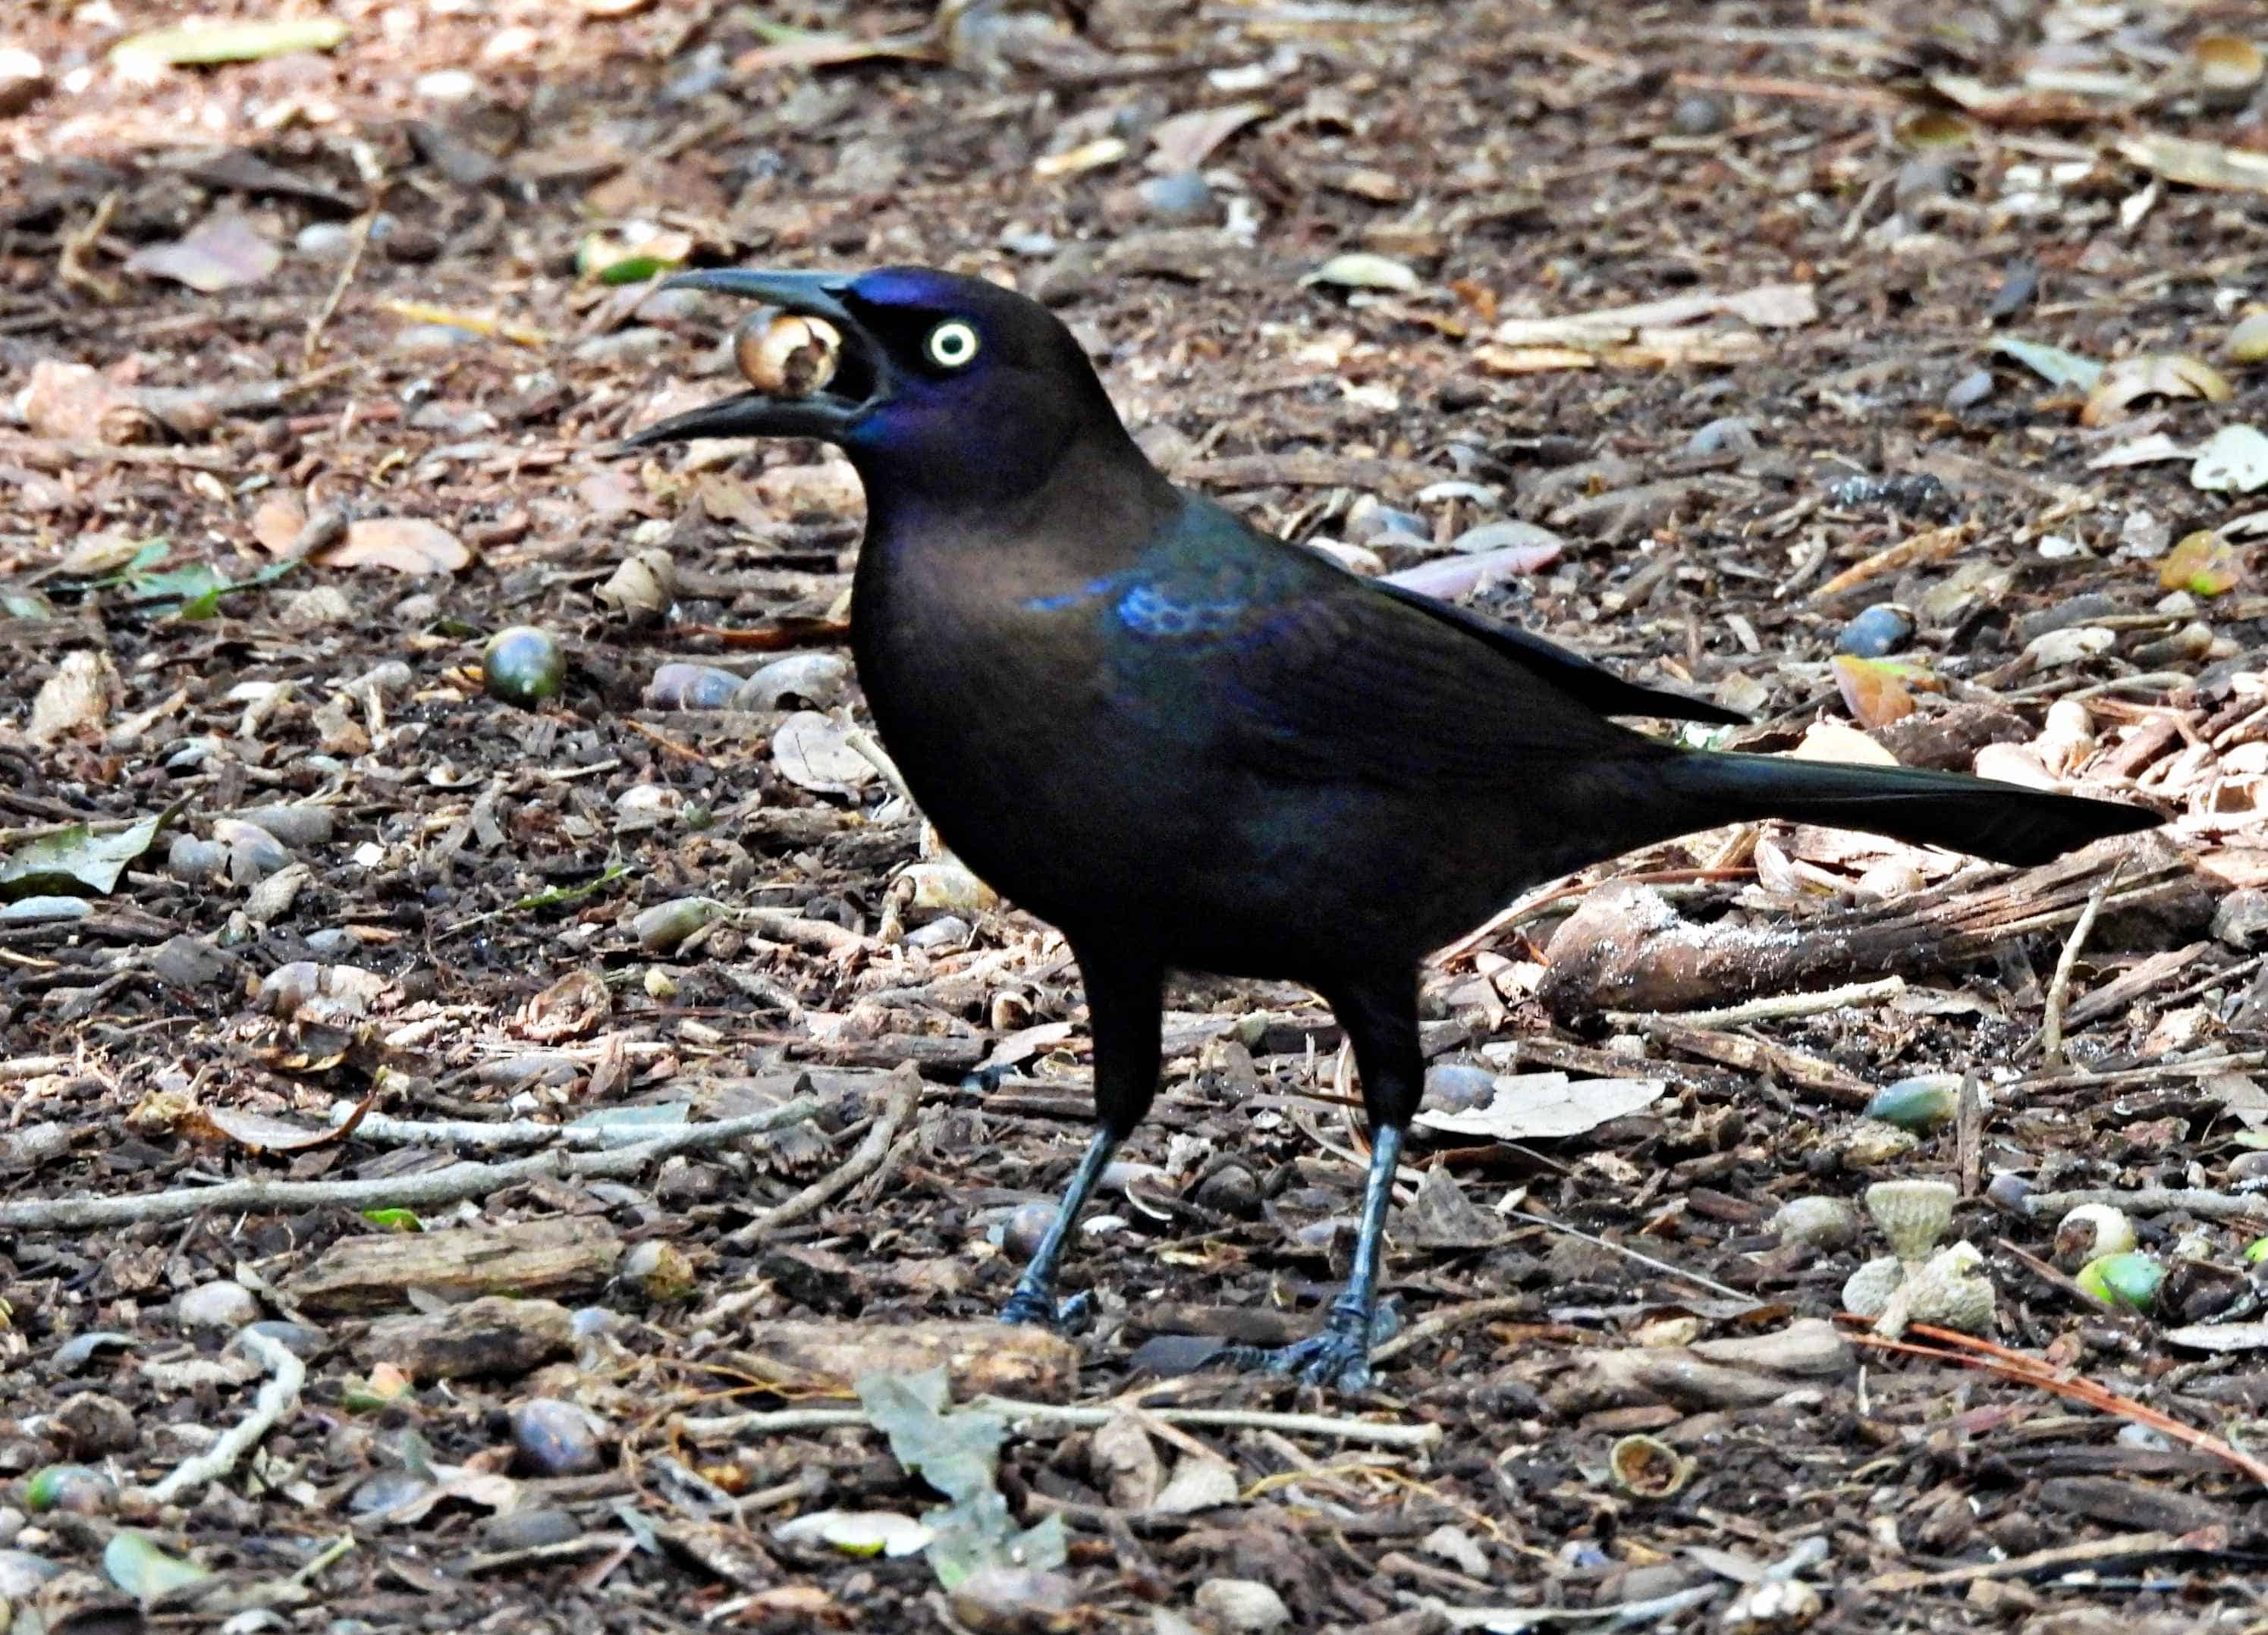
[925,319,981,370]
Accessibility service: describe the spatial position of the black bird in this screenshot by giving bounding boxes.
[627,267,2158,1388]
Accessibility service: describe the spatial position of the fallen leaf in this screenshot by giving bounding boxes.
[2191,424,2268,494]
[27,648,119,742]
[1789,720,1901,767]
[1415,1072,1665,1140]
[1988,336,2102,391]
[1145,101,1268,173]
[2116,133,2268,195]
[1302,252,1421,293]
[1832,655,1917,729]
[125,211,281,293]
[22,360,151,441]
[111,17,347,74]
[1148,1453,1239,1515]
[2160,531,2242,596]
[250,494,306,555]
[0,809,168,899]
[2081,353,2232,426]
[321,518,470,575]
[772,711,875,796]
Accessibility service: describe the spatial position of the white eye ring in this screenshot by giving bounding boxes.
[925,319,980,369]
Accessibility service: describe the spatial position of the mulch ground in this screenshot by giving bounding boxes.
[3,2,2267,1631]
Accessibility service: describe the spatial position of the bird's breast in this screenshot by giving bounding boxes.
[851,567,1222,928]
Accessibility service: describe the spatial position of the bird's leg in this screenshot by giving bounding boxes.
[997,1127,1117,1329]
[997,948,1162,1332]
[1224,975,1419,1391]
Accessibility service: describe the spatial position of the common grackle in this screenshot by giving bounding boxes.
[627,267,2158,1389]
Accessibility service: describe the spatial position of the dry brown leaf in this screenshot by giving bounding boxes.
[2081,353,2232,426]
[28,648,119,742]
[21,359,152,442]
[321,518,471,575]
[250,494,306,556]
[2160,531,2242,596]
[1789,720,1900,767]
[124,211,281,293]
[1145,101,1269,173]
[2116,133,2268,194]
[1832,655,1918,729]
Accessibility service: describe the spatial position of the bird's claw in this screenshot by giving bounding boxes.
[1220,1300,1399,1392]
[998,1285,1092,1333]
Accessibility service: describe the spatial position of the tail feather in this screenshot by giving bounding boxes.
[1655,752,2158,868]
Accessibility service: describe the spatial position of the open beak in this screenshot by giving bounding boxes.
[619,269,881,448]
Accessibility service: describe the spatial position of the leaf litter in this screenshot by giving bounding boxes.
[2,0,2267,1630]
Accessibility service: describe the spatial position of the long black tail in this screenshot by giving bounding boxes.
[1653,751,2159,867]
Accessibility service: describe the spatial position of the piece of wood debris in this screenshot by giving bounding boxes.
[284,1217,622,1316]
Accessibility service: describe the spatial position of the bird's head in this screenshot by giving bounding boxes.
[623,266,1128,507]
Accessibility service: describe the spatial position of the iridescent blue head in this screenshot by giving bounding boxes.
[624,266,1126,504]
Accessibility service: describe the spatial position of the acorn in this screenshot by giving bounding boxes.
[2053,1203,2137,1272]
[736,311,840,397]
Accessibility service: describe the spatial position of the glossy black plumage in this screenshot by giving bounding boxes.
[627,267,2160,1388]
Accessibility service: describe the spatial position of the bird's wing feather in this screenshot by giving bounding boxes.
[1092,499,1698,788]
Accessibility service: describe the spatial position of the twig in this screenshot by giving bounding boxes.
[677,1398,1441,1451]
[1849,1320,2268,1485]
[1670,70,1907,111]
[1501,1209,1748,1301]
[722,1067,919,1247]
[1367,1295,1537,1367]
[58,190,120,301]
[323,1100,797,1153]
[1606,975,1905,1030]
[149,1328,305,1502]
[1431,866,1750,966]
[1863,1530,2184,1594]
[2011,1050,2265,1096]
[2038,866,2118,1069]
[1807,523,1972,601]
[2019,1185,2268,1223]
[0,436,236,472]
[303,210,376,369]
[0,1097,821,1231]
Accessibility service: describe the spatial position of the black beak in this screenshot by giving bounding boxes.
[620,269,878,449]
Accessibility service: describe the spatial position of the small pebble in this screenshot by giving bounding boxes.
[1421,1061,1496,1113]
[244,1320,329,1359]
[511,1399,605,1478]
[1836,603,1914,658]
[295,222,353,259]
[571,328,671,364]
[1136,170,1216,222]
[168,835,225,884]
[906,914,972,950]
[1945,369,1995,410]
[1668,92,1729,136]
[737,652,852,711]
[392,324,479,354]
[177,1281,259,1332]
[1448,519,1562,556]
[482,1507,583,1550]
[225,824,291,885]
[1684,416,1757,457]
[1000,1201,1057,1263]
[1193,1163,1261,1216]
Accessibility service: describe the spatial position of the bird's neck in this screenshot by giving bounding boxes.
[858,425,1180,582]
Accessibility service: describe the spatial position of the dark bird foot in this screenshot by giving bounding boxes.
[998,1285,1093,1333]
[1220,1300,1400,1392]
